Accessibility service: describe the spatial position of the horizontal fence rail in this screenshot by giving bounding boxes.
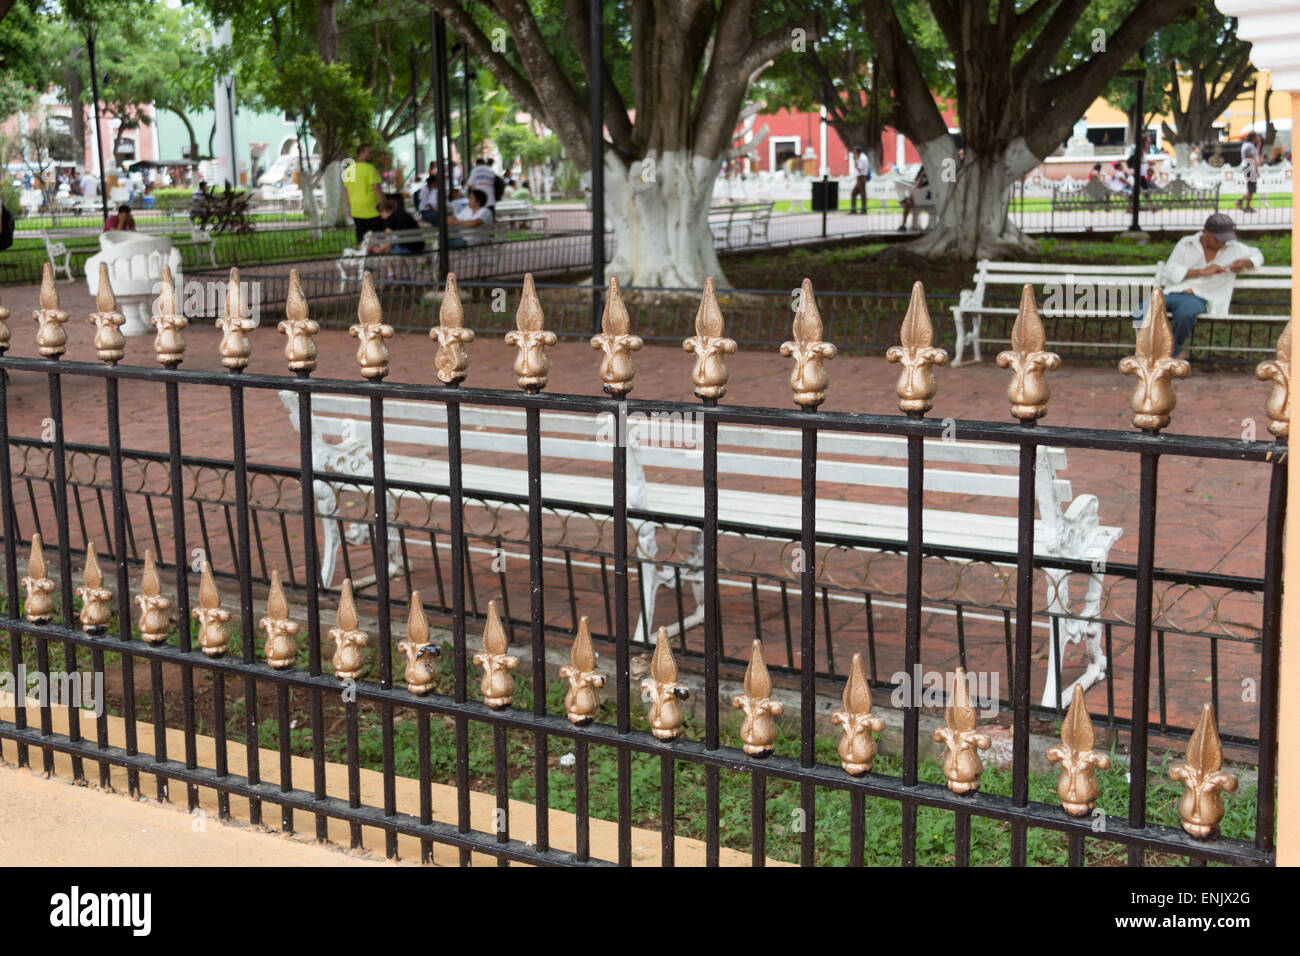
[0,263,1287,867]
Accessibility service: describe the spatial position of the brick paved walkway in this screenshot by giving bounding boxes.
[0,277,1281,741]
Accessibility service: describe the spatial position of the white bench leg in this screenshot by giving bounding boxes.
[951,311,968,367]
[314,479,342,589]
[1039,568,1108,709]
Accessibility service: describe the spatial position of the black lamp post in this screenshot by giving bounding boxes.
[589,0,604,328]
[462,47,472,167]
[85,27,109,222]
[429,12,450,283]
[1128,45,1147,234]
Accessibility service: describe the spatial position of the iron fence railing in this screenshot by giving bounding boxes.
[0,268,1285,866]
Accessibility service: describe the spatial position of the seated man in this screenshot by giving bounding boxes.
[898,166,931,231]
[446,188,494,248]
[368,196,426,254]
[1130,213,1262,358]
[414,175,439,226]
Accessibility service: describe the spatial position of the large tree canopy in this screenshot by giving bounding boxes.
[857,0,1198,259]
[1103,0,1253,165]
[423,0,820,287]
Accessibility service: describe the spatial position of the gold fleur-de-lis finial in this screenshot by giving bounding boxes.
[641,627,690,740]
[830,652,884,775]
[330,578,369,679]
[780,278,837,408]
[1169,703,1239,838]
[152,264,188,367]
[135,549,172,644]
[559,616,605,724]
[216,267,255,371]
[682,277,737,400]
[504,274,557,391]
[1046,684,1110,816]
[996,284,1061,422]
[21,533,56,623]
[34,263,69,359]
[733,639,784,756]
[0,292,11,353]
[590,276,643,397]
[350,272,394,380]
[473,600,518,708]
[87,265,127,364]
[193,560,230,657]
[261,569,300,669]
[431,273,475,385]
[1256,321,1291,441]
[397,591,441,695]
[886,281,949,415]
[76,542,112,634]
[1120,289,1190,433]
[278,269,319,374]
[933,667,991,794]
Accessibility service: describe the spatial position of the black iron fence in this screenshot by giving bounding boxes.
[0,268,1286,866]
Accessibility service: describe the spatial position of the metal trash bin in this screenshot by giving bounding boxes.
[811,178,838,212]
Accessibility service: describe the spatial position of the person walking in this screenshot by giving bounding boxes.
[849,146,871,214]
[344,144,385,243]
[1237,131,1262,213]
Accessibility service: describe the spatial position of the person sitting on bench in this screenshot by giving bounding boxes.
[1130,212,1262,359]
[368,195,425,254]
[446,188,494,248]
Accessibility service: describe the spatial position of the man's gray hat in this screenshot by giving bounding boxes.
[1204,212,1236,242]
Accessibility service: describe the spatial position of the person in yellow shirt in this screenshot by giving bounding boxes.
[344,144,385,243]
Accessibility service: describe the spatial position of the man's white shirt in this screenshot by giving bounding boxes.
[854,153,870,177]
[1160,231,1264,315]
[455,205,494,245]
[466,164,497,206]
[79,174,98,197]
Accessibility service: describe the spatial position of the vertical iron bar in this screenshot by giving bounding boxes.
[524,404,549,855]
[0,349,28,770]
[751,771,766,867]
[296,385,327,842]
[230,383,260,825]
[369,395,397,859]
[1257,460,1286,851]
[106,378,138,794]
[799,423,817,867]
[611,412,632,865]
[164,379,195,808]
[901,430,924,865]
[448,395,471,866]
[575,740,589,862]
[1011,434,1037,866]
[47,371,83,783]
[1127,451,1159,866]
[702,399,720,866]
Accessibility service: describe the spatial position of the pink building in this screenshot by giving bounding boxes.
[733,106,957,175]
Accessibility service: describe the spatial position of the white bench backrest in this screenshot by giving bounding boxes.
[283,392,1073,502]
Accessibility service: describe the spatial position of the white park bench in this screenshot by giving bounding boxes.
[281,392,1121,706]
[708,201,775,247]
[950,259,1293,366]
[337,222,499,287]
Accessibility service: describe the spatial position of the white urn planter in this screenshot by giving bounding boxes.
[85,232,184,337]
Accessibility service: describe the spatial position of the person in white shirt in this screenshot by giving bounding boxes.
[79,171,99,198]
[414,175,440,225]
[1237,132,1261,213]
[446,187,469,219]
[1130,213,1263,358]
[849,146,871,214]
[447,187,495,247]
[466,158,497,208]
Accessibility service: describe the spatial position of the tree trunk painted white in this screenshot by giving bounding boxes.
[298,152,323,240]
[1172,141,1194,171]
[905,133,1039,260]
[603,150,728,289]
[320,161,347,227]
